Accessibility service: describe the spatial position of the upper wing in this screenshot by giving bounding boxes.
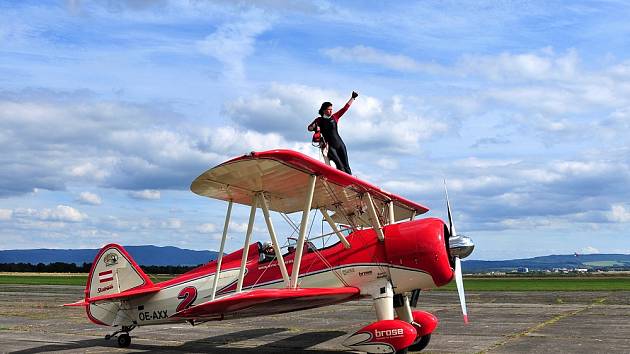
[173,287,359,320]
[191,150,428,225]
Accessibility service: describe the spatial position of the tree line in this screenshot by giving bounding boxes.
[0,262,198,274]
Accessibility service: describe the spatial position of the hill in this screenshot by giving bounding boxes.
[2,246,629,271]
[0,245,218,266]
[463,254,630,273]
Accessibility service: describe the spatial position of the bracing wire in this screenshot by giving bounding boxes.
[321,179,358,231]
[281,212,299,235]
[298,208,349,288]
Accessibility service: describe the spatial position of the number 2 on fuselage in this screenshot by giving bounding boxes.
[176,286,198,312]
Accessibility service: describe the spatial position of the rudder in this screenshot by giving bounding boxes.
[86,243,153,300]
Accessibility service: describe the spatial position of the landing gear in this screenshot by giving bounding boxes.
[395,292,436,352]
[117,333,131,348]
[105,325,136,348]
[407,333,431,352]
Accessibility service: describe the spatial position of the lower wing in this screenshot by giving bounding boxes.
[174,287,360,320]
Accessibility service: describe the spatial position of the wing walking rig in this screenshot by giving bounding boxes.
[65,149,474,353]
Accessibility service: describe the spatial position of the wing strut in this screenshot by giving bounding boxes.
[319,207,350,249]
[259,192,290,287]
[211,200,233,301]
[387,201,395,225]
[237,196,257,293]
[290,174,317,288]
[366,193,384,241]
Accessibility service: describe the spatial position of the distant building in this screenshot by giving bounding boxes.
[516,267,529,273]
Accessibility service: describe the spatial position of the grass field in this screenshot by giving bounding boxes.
[1,274,629,291]
[438,277,630,291]
[583,261,625,267]
[0,273,174,286]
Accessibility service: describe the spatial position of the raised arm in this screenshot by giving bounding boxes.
[332,91,358,122]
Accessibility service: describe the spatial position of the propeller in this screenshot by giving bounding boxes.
[454,256,469,324]
[444,180,470,324]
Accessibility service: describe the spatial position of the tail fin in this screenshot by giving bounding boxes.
[86,243,153,300]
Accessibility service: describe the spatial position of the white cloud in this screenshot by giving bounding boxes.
[196,223,217,233]
[161,218,182,229]
[0,92,324,197]
[223,83,337,139]
[608,204,630,223]
[382,180,435,196]
[128,189,161,200]
[376,158,398,170]
[203,126,296,154]
[0,96,211,195]
[69,162,111,181]
[197,10,272,80]
[322,45,444,73]
[553,161,612,175]
[498,217,556,230]
[223,85,449,153]
[485,87,580,115]
[518,169,563,183]
[35,205,87,222]
[580,246,600,254]
[229,221,251,233]
[445,176,508,193]
[457,48,579,81]
[77,191,102,205]
[0,209,13,221]
[321,46,580,82]
[455,157,521,169]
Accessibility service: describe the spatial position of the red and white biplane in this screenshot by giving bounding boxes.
[65,149,474,353]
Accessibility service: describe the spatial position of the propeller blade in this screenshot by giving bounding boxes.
[444,179,457,237]
[454,256,469,324]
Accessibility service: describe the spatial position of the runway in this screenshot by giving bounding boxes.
[1,285,629,353]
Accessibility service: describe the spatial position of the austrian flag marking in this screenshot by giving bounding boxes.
[99,270,114,283]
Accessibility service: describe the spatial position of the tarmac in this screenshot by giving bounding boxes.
[0,285,629,353]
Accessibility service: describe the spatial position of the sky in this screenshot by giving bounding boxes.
[0,0,629,260]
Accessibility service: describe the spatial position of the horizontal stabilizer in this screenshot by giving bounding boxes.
[63,285,162,307]
[174,287,359,320]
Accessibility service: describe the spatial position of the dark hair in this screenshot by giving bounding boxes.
[319,102,332,116]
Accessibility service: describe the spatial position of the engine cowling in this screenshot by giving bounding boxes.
[384,218,454,289]
[343,319,417,353]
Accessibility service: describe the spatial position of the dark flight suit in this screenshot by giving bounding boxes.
[310,103,352,175]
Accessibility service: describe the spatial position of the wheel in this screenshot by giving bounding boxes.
[117,333,131,348]
[407,333,431,352]
[396,348,408,354]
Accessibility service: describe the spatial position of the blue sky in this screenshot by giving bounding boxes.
[1,1,629,260]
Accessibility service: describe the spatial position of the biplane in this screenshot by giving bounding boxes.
[65,149,474,353]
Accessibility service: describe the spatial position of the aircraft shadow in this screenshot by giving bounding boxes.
[11,327,352,353]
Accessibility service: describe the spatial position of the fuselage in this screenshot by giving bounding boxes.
[88,217,454,327]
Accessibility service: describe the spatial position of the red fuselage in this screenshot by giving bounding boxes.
[160,217,454,295]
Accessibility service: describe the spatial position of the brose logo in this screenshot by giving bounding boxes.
[97,284,113,293]
[374,328,404,338]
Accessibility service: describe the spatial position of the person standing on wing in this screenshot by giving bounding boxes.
[308,91,358,175]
